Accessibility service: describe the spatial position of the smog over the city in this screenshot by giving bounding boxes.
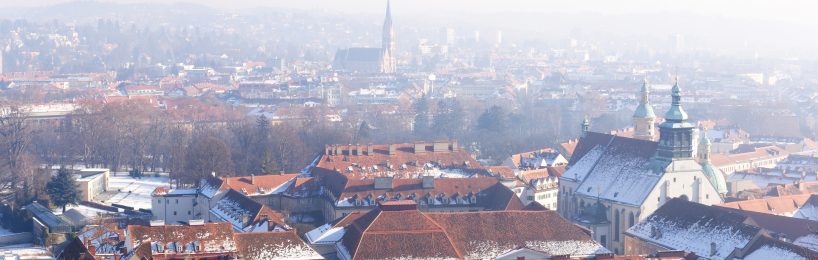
[0,1,816,259]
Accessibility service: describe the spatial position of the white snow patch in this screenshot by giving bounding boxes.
[744,245,806,260]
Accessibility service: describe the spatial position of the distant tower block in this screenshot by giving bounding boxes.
[633,79,656,141]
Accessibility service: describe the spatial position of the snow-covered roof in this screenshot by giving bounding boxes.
[626,198,759,259]
[564,132,662,206]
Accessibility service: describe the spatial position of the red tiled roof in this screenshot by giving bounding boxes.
[127,222,237,256]
[338,201,599,259]
[719,194,811,216]
[521,166,566,182]
[315,141,480,179]
[234,231,320,259]
[221,174,298,196]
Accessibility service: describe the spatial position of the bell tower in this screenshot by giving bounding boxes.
[656,78,695,160]
[633,79,656,141]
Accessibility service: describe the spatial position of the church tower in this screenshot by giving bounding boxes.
[656,78,696,160]
[381,0,397,74]
[633,79,656,141]
[697,127,728,194]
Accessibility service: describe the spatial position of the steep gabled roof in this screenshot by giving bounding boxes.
[340,202,462,259]
[567,132,661,206]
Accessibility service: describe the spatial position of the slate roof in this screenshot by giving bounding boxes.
[625,198,760,259]
[563,132,662,206]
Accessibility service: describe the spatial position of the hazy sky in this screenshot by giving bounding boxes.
[2,0,818,27]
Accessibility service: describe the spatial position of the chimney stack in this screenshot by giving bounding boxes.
[414,143,426,154]
[357,144,363,156]
[348,144,353,156]
[452,140,459,151]
[389,144,397,155]
[250,174,255,184]
[433,141,448,153]
[374,177,394,189]
[367,144,374,155]
[422,176,435,188]
[325,145,330,155]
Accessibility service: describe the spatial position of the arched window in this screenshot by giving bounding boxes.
[628,212,635,228]
[614,210,620,241]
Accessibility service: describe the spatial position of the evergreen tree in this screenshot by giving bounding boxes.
[477,105,508,132]
[413,95,430,136]
[46,168,79,213]
[357,121,372,141]
[432,98,465,138]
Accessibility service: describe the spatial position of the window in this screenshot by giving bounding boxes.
[158,199,161,204]
[614,210,620,241]
[188,211,191,215]
[176,199,179,204]
[173,211,177,216]
[600,235,607,247]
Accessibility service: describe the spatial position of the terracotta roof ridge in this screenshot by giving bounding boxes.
[420,209,464,259]
[353,209,383,260]
[364,229,448,235]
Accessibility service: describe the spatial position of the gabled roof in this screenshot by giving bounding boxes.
[210,189,289,232]
[564,132,662,206]
[221,174,298,196]
[340,202,461,259]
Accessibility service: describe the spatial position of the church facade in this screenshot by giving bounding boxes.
[557,79,724,255]
[333,0,396,74]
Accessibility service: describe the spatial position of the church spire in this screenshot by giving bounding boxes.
[381,0,397,74]
[633,78,656,141]
[664,77,688,122]
[656,77,695,160]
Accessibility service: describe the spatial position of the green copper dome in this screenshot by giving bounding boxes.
[664,79,689,122]
[701,162,728,194]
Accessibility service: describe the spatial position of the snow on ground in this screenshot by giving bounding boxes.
[94,175,171,210]
[0,243,52,259]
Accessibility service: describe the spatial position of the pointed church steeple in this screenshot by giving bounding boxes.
[581,116,590,137]
[656,77,696,160]
[381,0,397,74]
[633,79,656,141]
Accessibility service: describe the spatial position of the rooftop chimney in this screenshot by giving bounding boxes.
[348,144,353,156]
[389,144,397,155]
[374,176,394,189]
[325,145,330,155]
[452,140,459,151]
[250,174,255,184]
[150,220,165,226]
[357,144,363,156]
[367,144,374,155]
[433,141,448,153]
[189,219,205,226]
[422,176,435,189]
[414,143,427,154]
